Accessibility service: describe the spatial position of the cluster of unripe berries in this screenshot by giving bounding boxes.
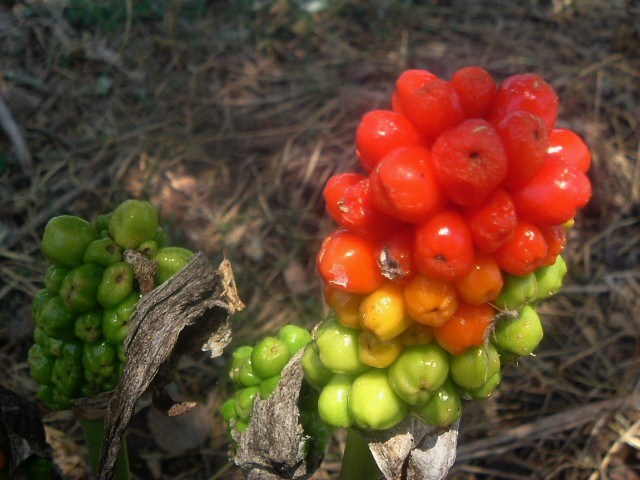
[305,67,591,430]
[221,325,329,455]
[28,200,193,410]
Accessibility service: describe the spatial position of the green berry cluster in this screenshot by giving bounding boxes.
[301,254,567,431]
[221,325,328,452]
[28,200,194,410]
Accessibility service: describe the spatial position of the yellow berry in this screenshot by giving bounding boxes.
[359,282,413,340]
[359,329,403,368]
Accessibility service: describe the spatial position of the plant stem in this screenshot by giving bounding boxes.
[78,417,130,480]
[339,428,381,480]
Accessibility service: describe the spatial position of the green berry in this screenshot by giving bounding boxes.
[155,247,194,285]
[28,344,55,385]
[534,255,567,301]
[463,371,502,400]
[96,262,134,309]
[58,263,104,313]
[82,339,117,378]
[301,344,333,390]
[251,336,290,379]
[102,292,140,344]
[318,374,354,428]
[237,356,262,387]
[44,265,69,294]
[136,240,158,258]
[259,375,281,399]
[495,272,539,312]
[41,215,98,269]
[278,324,312,355]
[349,369,408,430]
[109,199,159,249]
[83,238,123,267]
[449,343,501,390]
[492,305,543,356]
[315,315,368,375]
[220,398,236,423]
[411,380,461,427]
[74,310,103,343]
[39,296,75,340]
[234,386,259,421]
[388,343,449,405]
[93,213,112,234]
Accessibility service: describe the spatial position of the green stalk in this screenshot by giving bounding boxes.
[78,417,130,480]
[339,428,381,480]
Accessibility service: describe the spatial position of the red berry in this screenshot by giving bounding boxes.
[317,230,384,294]
[511,156,592,226]
[413,210,475,282]
[394,78,465,140]
[376,227,416,284]
[430,119,508,207]
[370,146,447,224]
[493,220,548,275]
[463,189,518,253]
[355,110,425,173]
[450,66,497,119]
[547,128,591,173]
[324,175,400,240]
[393,69,438,106]
[539,225,567,266]
[324,172,365,222]
[490,73,559,132]
[495,111,549,189]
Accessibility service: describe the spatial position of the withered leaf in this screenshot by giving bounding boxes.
[232,350,323,480]
[96,254,243,480]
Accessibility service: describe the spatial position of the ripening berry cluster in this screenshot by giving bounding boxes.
[29,200,193,410]
[304,67,591,430]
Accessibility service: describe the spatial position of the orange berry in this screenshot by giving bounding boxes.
[359,282,413,340]
[359,329,404,368]
[434,303,495,355]
[324,286,362,329]
[454,253,504,305]
[403,274,458,327]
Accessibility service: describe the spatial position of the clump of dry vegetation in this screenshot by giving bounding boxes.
[0,0,638,478]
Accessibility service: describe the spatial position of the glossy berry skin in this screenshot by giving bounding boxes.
[493,220,548,275]
[495,273,539,312]
[317,230,384,294]
[490,73,559,133]
[511,157,592,226]
[349,369,408,430]
[108,199,159,249]
[369,146,446,224]
[315,315,368,375]
[155,247,194,285]
[251,336,291,379]
[492,305,543,356]
[464,188,518,253]
[323,286,362,329]
[74,310,103,343]
[301,344,333,390]
[433,303,495,355]
[430,119,508,207]
[234,386,259,421]
[41,216,98,269]
[400,323,434,346]
[450,66,496,118]
[547,128,591,173]
[355,110,425,173]
[394,69,438,105]
[318,374,354,428]
[376,227,416,284]
[534,255,567,301]
[59,263,104,313]
[411,379,461,427]
[387,343,449,405]
[495,110,549,189]
[403,274,458,327]
[539,224,567,266]
[413,210,475,282]
[102,292,141,344]
[359,282,413,340]
[324,176,400,240]
[454,253,504,305]
[358,328,403,368]
[96,262,134,309]
[44,265,69,294]
[83,238,123,267]
[324,172,365,224]
[449,343,500,390]
[395,77,465,140]
[278,325,312,356]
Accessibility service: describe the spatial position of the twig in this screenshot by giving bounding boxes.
[0,94,33,173]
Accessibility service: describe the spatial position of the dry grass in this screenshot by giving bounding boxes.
[1,0,638,478]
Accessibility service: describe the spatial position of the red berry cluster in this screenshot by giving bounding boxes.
[318,67,591,298]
